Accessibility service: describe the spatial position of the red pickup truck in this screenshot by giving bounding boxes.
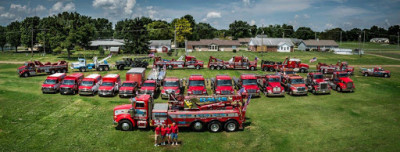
[99,74,121,97]
[42,73,66,94]
[60,73,84,95]
[161,77,183,99]
[257,74,285,97]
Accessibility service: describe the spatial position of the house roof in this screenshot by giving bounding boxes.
[90,39,124,46]
[187,39,240,46]
[110,47,120,52]
[249,38,294,46]
[149,40,171,46]
[238,38,251,43]
[301,40,338,47]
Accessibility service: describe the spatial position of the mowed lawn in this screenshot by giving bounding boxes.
[0,51,400,151]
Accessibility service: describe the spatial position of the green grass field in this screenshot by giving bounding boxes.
[1,48,400,151]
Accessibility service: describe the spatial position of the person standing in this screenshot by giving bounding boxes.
[161,125,167,145]
[166,124,172,145]
[171,122,179,145]
[154,125,161,147]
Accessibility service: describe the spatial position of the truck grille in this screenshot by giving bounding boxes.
[320,83,328,90]
[273,87,281,93]
[247,89,257,93]
[193,91,202,95]
[60,88,71,92]
[346,82,353,88]
[297,87,305,91]
[221,90,231,95]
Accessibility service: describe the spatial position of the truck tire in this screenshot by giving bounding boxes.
[263,67,268,71]
[191,121,204,132]
[217,66,221,70]
[364,73,368,77]
[105,66,109,71]
[269,68,274,72]
[168,65,173,69]
[250,67,255,71]
[99,67,104,71]
[23,72,30,77]
[119,120,133,131]
[118,65,125,70]
[224,120,238,132]
[51,70,55,74]
[336,86,341,92]
[300,68,305,73]
[208,121,222,132]
[210,65,215,70]
[196,65,200,70]
[82,68,86,72]
[79,68,83,72]
[384,74,388,78]
[222,66,227,70]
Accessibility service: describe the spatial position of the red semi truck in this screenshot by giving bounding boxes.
[18,60,68,77]
[78,74,102,96]
[305,72,331,95]
[99,74,121,97]
[257,74,285,97]
[119,68,146,98]
[211,75,235,95]
[328,71,355,92]
[279,57,309,73]
[281,75,308,96]
[161,77,183,99]
[154,55,204,70]
[60,73,84,95]
[42,73,66,94]
[233,74,260,97]
[208,56,257,71]
[113,94,250,132]
[187,75,208,96]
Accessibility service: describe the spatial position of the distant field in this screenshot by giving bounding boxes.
[339,42,400,52]
[0,50,400,151]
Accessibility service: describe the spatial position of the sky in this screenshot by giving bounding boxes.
[0,0,399,31]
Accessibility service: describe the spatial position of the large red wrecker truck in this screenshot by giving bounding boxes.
[161,77,183,99]
[208,56,257,71]
[305,72,331,95]
[210,75,235,95]
[280,57,309,73]
[260,60,282,72]
[18,60,68,77]
[256,74,285,97]
[99,74,121,97]
[187,75,208,95]
[328,71,355,92]
[316,61,354,74]
[281,74,308,96]
[113,94,251,132]
[119,68,146,98]
[78,74,102,96]
[60,73,84,95]
[42,73,66,94]
[233,74,260,97]
[154,55,204,70]
[360,66,391,78]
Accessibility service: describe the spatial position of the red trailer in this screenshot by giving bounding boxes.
[208,56,257,71]
[18,60,68,77]
[154,55,204,70]
[113,94,251,132]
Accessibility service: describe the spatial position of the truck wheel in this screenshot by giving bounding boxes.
[210,66,215,70]
[250,67,255,71]
[384,74,388,78]
[217,66,221,70]
[51,70,55,74]
[82,68,86,72]
[222,66,227,70]
[23,72,29,77]
[289,90,293,96]
[196,65,200,70]
[99,67,104,71]
[119,120,133,131]
[192,121,204,132]
[312,89,316,94]
[224,120,238,132]
[336,86,341,92]
[62,69,67,73]
[168,65,172,69]
[300,68,305,73]
[105,66,109,71]
[208,121,222,132]
[79,68,83,72]
[263,67,268,71]
[364,73,368,77]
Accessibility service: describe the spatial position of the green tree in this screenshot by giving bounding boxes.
[146,21,173,40]
[121,17,150,54]
[192,22,216,40]
[20,16,40,50]
[0,26,6,52]
[6,21,21,52]
[174,18,192,46]
[229,20,252,39]
[295,27,314,40]
[93,18,113,39]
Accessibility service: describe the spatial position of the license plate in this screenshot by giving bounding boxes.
[124,94,127,96]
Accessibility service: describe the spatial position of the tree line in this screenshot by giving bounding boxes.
[0,12,399,56]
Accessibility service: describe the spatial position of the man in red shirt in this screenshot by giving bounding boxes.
[161,125,167,145]
[154,125,161,147]
[171,122,179,145]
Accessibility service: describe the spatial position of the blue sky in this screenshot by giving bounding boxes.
[0,0,399,31]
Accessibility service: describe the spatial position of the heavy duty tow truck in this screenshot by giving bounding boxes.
[70,55,112,72]
[18,60,68,77]
[154,55,204,70]
[208,56,257,71]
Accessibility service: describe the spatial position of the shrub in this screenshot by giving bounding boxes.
[52,47,63,55]
[233,49,237,53]
[98,46,104,55]
[74,46,84,52]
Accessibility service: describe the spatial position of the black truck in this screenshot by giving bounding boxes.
[115,57,151,70]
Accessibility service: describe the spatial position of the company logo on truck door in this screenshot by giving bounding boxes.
[169,113,238,118]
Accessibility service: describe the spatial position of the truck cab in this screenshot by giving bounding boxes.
[211,75,235,95]
[184,55,204,69]
[234,74,260,97]
[60,73,84,95]
[329,72,355,92]
[336,61,354,74]
[42,73,66,94]
[119,81,138,98]
[283,76,308,96]
[282,57,309,73]
[258,75,285,97]
[187,75,207,95]
[139,80,158,97]
[161,77,182,99]
[99,74,121,97]
[306,72,331,94]
[79,74,102,96]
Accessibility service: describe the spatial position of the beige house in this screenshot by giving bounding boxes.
[186,39,241,51]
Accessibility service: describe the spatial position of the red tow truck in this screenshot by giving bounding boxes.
[279,57,309,73]
[208,56,257,71]
[42,73,66,94]
[60,73,84,95]
[316,61,354,74]
[281,75,308,96]
[161,77,183,99]
[187,75,208,95]
[18,60,68,77]
[257,74,285,97]
[233,74,260,97]
[138,80,159,97]
[154,55,204,70]
[305,72,331,95]
[79,74,102,96]
[328,71,355,92]
[211,75,235,95]
[260,60,282,72]
[99,74,121,97]
[113,94,250,132]
[360,67,391,78]
[119,68,146,98]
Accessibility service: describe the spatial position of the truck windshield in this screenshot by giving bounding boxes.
[189,80,205,86]
[313,75,323,79]
[81,81,94,86]
[243,79,257,85]
[291,79,304,84]
[62,80,75,85]
[268,78,280,82]
[143,83,155,87]
[122,83,135,87]
[217,80,232,86]
[164,81,178,87]
[101,82,114,86]
[44,79,56,84]
[338,73,348,77]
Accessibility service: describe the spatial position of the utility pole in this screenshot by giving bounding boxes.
[261,24,264,52]
[363,31,365,49]
[315,32,317,40]
[340,31,342,45]
[31,27,34,57]
[283,32,285,38]
[174,24,177,52]
[398,31,399,48]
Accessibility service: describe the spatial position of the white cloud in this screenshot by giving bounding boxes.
[294,14,299,19]
[303,14,310,19]
[10,4,28,13]
[325,6,370,18]
[325,23,334,29]
[206,11,221,18]
[50,2,76,14]
[243,0,251,6]
[35,5,46,12]
[93,0,136,16]
[0,12,16,19]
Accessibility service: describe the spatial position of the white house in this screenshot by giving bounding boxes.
[149,40,171,53]
[248,38,294,52]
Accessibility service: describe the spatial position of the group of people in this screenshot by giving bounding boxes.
[154,122,179,146]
